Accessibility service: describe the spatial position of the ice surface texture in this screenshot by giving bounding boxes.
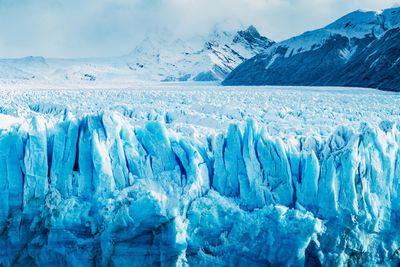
[2,86,400,139]
[0,112,400,266]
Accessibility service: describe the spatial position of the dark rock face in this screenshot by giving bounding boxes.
[330,28,400,91]
[234,25,275,51]
[224,35,352,86]
[223,8,400,91]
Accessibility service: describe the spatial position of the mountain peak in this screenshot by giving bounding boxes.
[235,25,274,49]
[223,6,400,91]
[124,24,274,82]
[325,6,400,38]
[243,25,261,38]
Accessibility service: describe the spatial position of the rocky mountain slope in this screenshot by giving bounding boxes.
[124,26,274,82]
[223,7,400,91]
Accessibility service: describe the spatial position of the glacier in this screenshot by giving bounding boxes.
[0,111,399,266]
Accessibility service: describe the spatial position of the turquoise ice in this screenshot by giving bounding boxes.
[0,112,399,266]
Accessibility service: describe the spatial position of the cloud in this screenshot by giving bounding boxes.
[0,0,398,58]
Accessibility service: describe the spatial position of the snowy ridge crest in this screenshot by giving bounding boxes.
[270,7,400,58]
[223,7,400,91]
[0,112,400,265]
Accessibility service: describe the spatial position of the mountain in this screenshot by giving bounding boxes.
[124,26,274,82]
[223,7,400,91]
[0,56,48,81]
[0,26,273,84]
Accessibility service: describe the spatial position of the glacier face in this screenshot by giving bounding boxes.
[0,111,400,266]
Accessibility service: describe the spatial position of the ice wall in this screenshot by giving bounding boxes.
[0,112,399,266]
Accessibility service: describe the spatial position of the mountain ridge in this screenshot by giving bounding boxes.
[124,25,274,82]
[0,26,274,84]
[223,7,400,91]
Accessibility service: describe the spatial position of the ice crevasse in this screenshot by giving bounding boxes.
[0,112,399,266]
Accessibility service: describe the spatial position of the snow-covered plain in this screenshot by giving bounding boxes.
[2,85,399,138]
[1,85,400,266]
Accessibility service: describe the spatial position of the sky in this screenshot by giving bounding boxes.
[0,0,398,58]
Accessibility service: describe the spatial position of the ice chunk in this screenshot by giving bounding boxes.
[23,116,49,215]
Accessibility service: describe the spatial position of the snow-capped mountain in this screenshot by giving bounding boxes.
[124,25,274,81]
[223,7,400,91]
[0,26,273,85]
[0,56,138,86]
[0,56,48,82]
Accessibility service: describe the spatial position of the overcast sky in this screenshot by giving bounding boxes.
[0,0,398,58]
